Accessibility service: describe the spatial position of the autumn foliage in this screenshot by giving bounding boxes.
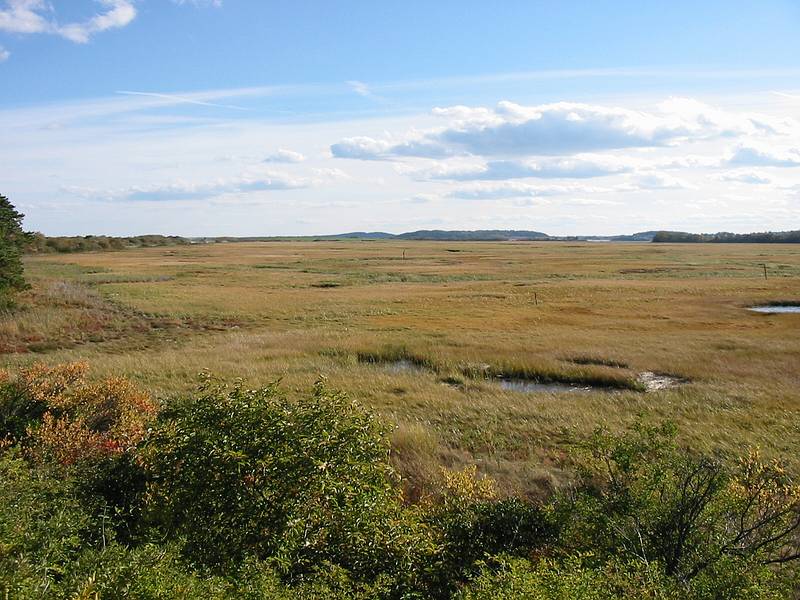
[3,362,156,465]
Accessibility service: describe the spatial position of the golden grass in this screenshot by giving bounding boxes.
[3,241,799,493]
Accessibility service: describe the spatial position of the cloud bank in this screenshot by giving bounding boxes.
[332,99,790,161]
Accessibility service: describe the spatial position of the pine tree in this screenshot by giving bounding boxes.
[0,194,30,308]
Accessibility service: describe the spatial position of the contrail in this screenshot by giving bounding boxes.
[116,90,248,110]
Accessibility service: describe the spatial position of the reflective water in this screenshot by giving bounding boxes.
[497,379,597,394]
[748,305,800,314]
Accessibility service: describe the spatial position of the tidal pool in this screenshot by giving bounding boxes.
[383,359,425,373]
[497,378,598,394]
[748,305,800,314]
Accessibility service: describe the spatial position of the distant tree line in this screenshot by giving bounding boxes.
[653,230,800,243]
[25,233,190,253]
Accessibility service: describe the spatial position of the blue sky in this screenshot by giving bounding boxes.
[1,1,799,236]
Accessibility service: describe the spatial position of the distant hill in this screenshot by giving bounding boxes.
[323,231,395,239]
[395,229,549,241]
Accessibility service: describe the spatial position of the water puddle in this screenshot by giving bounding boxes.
[637,371,686,391]
[496,372,687,394]
[497,378,598,394]
[748,305,800,314]
[383,359,426,373]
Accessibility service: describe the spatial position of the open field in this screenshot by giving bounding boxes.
[3,241,799,496]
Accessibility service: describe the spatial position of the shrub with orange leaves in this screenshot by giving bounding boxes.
[0,362,157,466]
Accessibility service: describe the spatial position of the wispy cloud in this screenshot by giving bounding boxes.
[64,172,310,203]
[172,0,223,6]
[0,45,8,61]
[416,155,634,181]
[347,80,372,97]
[719,170,772,184]
[448,182,611,200]
[116,90,248,111]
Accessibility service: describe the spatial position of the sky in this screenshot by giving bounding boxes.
[1,1,799,237]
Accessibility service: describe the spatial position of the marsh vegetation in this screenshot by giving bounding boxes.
[2,240,800,597]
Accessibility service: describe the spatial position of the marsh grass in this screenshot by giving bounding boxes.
[563,354,629,368]
[460,357,644,391]
[761,299,800,307]
[4,241,800,494]
[356,346,440,372]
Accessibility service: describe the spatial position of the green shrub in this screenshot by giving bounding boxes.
[458,555,789,600]
[142,374,431,583]
[0,448,103,597]
[421,466,556,596]
[457,556,684,600]
[553,422,800,596]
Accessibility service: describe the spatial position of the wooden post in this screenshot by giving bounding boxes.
[534,292,538,305]
[763,264,768,280]
[402,249,406,261]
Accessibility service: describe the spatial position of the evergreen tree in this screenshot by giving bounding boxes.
[0,194,30,308]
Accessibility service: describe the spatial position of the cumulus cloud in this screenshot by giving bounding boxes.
[263,149,305,163]
[0,0,136,43]
[332,98,789,161]
[331,136,452,160]
[0,46,8,61]
[419,155,634,181]
[725,145,800,167]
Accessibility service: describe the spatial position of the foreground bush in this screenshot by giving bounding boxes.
[2,363,800,598]
[143,374,433,584]
[0,362,157,463]
[553,422,800,597]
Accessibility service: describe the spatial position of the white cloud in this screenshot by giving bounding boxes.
[0,45,8,61]
[0,0,136,43]
[448,182,609,200]
[0,0,49,34]
[65,172,310,202]
[172,0,223,6]
[332,98,790,160]
[719,170,772,185]
[331,136,452,160]
[263,149,306,163]
[725,145,800,167]
[312,167,351,181]
[347,80,371,97]
[57,0,136,43]
[626,173,696,190]
[418,155,634,180]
